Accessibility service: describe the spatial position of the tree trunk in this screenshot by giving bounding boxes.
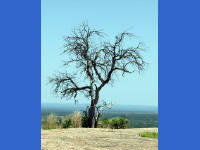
[87,60,96,128]
[95,111,101,128]
[89,105,95,128]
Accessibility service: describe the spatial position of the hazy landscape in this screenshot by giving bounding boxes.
[41,103,158,128]
[41,103,158,150]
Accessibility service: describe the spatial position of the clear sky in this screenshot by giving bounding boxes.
[41,0,158,106]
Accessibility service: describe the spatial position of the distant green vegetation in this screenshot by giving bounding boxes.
[41,112,130,129]
[99,117,129,129]
[100,111,158,128]
[140,132,158,139]
[41,109,158,128]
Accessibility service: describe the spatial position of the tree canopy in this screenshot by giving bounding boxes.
[49,23,146,127]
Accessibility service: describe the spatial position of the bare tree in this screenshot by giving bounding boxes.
[49,23,146,128]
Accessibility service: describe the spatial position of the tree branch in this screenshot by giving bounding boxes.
[49,73,90,99]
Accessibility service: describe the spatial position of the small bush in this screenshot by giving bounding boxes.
[56,117,62,128]
[99,118,110,128]
[62,116,72,128]
[46,113,57,129]
[81,107,90,128]
[71,111,82,128]
[109,117,129,129]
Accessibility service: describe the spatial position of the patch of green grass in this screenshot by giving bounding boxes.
[41,127,53,130]
[140,132,158,139]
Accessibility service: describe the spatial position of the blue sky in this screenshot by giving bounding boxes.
[41,0,158,106]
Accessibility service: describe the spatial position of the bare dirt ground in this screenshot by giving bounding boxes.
[41,128,158,150]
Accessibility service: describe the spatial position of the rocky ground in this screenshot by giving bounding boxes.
[41,128,158,150]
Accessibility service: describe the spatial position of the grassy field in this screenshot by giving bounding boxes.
[140,131,158,139]
[41,128,158,150]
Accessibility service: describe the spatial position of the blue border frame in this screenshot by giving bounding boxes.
[159,0,200,149]
[0,0,41,149]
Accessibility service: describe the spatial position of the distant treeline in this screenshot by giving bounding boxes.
[41,109,158,128]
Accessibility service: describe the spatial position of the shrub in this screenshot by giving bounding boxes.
[56,117,62,128]
[81,107,90,128]
[99,118,110,128]
[62,116,72,128]
[109,117,129,129]
[71,111,82,128]
[46,113,57,129]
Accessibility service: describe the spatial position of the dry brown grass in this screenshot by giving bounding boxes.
[41,128,158,150]
[71,111,82,128]
[45,113,57,129]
